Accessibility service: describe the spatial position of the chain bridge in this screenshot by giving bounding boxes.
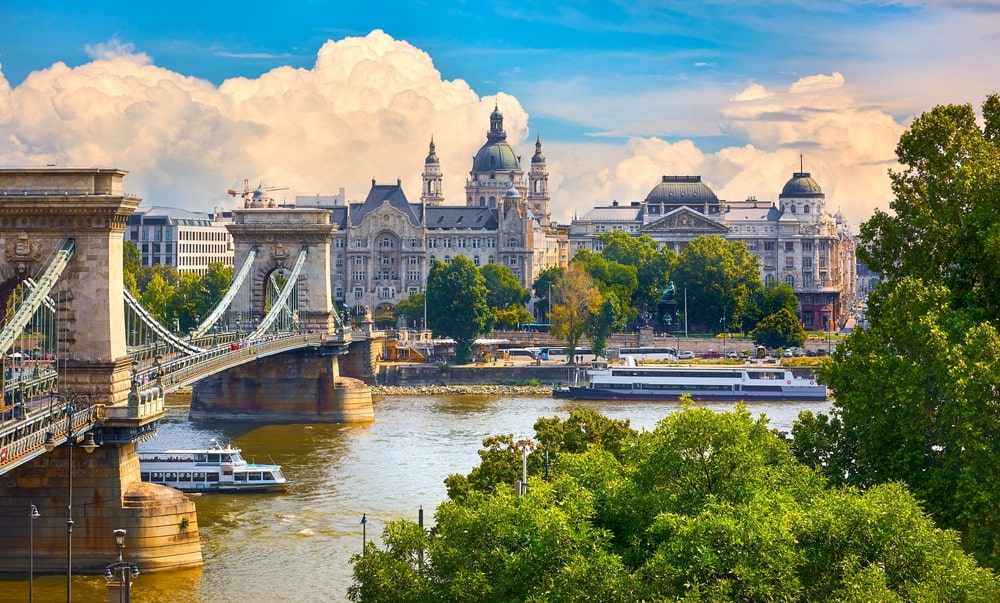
[0,167,373,575]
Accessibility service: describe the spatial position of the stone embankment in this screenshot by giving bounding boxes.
[372,384,553,397]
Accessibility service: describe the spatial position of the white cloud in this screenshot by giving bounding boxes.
[0,31,901,230]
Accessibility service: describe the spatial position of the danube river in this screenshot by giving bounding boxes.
[3,392,831,602]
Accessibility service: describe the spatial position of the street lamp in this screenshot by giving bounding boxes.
[44,403,99,603]
[29,503,40,603]
[104,528,139,603]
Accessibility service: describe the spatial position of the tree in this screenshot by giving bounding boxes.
[794,96,1000,571]
[598,231,675,316]
[531,266,563,322]
[139,272,174,322]
[750,307,806,349]
[491,305,533,331]
[395,292,425,327]
[799,277,1000,569]
[588,294,626,358]
[123,240,142,295]
[572,248,638,322]
[670,236,762,332]
[859,95,1000,320]
[351,405,1000,602]
[426,257,491,364]
[201,262,234,308]
[479,264,529,311]
[549,265,602,362]
[743,283,799,332]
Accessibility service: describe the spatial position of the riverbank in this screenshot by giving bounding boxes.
[372,383,554,396]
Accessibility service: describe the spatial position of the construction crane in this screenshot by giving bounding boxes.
[227,179,289,208]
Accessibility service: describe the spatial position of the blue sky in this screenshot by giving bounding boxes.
[2,1,999,226]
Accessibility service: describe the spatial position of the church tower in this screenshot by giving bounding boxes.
[466,104,526,209]
[421,137,445,206]
[527,135,550,226]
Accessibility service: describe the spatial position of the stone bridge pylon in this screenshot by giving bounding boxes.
[0,167,201,574]
[189,207,374,423]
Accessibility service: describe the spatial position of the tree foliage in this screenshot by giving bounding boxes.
[742,283,800,332]
[797,95,1000,572]
[531,266,563,322]
[670,236,762,332]
[750,307,806,349]
[479,263,529,310]
[549,265,602,362]
[426,257,491,363]
[597,231,675,315]
[572,248,637,320]
[351,405,1000,602]
[395,292,425,327]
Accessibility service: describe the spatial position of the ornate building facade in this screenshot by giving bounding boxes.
[569,171,856,330]
[295,106,568,323]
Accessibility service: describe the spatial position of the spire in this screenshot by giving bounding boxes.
[488,103,506,143]
[532,135,546,164]
[425,136,439,164]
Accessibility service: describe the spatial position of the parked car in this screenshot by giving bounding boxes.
[726,351,739,359]
[678,351,696,360]
[701,350,723,359]
[782,349,793,357]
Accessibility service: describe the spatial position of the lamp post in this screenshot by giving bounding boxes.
[104,528,139,603]
[29,503,40,603]
[360,514,367,556]
[44,402,99,603]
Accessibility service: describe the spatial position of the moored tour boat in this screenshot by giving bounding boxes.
[139,439,292,493]
[564,360,827,401]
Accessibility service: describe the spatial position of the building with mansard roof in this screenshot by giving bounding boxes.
[293,106,568,325]
[568,170,856,331]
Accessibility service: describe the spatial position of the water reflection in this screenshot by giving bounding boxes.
[1,393,830,602]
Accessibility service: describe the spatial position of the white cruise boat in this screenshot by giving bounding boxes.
[139,440,291,493]
[564,360,827,402]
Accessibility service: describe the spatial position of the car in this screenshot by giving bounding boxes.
[726,351,739,359]
[701,350,723,359]
[782,349,793,357]
[678,351,696,360]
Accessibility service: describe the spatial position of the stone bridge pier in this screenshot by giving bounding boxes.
[190,207,373,422]
[0,167,201,574]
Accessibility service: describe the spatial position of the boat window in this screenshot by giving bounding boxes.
[207,474,220,482]
[221,454,233,462]
[151,472,164,481]
[179,472,192,482]
[208,454,220,463]
[235,473,247,481]
[249,472,262,481]
[166,472,178,481]
[141,472,150,481]
[262,472,274,480]
[194,472,206,481]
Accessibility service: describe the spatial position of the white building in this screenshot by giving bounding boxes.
[126,206,234,274]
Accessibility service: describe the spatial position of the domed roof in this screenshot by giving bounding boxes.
[531,136,545,164]
[504,185,521,199]
[780,172,823,198]
[645,176,718,204]
[425,137,439,165]
[471,104,522,173]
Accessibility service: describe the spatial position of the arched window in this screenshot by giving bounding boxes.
[479,196,486,207]
[803,204,811,214]
[765,274,776,287]
[785,275,795,287]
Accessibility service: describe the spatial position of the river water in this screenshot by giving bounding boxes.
[4,393,831,602]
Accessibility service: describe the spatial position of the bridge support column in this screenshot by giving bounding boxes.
[0,441,201,573]
[190,349,373,422]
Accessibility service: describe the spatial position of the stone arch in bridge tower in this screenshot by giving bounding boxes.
[226,208,338,335]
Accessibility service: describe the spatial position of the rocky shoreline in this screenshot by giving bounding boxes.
[372,384,555,397]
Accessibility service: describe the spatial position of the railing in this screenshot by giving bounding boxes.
[0,403,97,475]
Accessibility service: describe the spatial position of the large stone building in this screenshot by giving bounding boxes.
[294,106,569,323]
[569,170,857,331]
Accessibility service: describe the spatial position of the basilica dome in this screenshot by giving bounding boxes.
[471,105,522,173]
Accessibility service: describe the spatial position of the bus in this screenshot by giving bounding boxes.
[617,346,678,361]
[521,323,551,333]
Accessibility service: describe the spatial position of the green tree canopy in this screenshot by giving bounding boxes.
[859,95,1000,319]
[479,263,529,310]
[426,257,491,364]
[572,248,638,319]
[743,282,800,332]
[531,266,563,322]
[394,292,425,327]
[351,405,1000,602]
[597,231,675,314]
[670,235,762,333]
[750,307,806,349]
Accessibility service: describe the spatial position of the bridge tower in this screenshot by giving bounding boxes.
[0,167,201,573]
[190,208,373,422]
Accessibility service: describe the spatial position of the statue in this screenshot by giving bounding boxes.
[657,281,678,330]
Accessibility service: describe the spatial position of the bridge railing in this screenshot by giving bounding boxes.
[99,387,165,422]
[0,402,97,474]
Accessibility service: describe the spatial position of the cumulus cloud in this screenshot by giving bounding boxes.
[0,31,901,230]
[0,30,525,212]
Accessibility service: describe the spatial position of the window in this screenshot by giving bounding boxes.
[763,241,775,251]
[443,238,451,248]
[786,256,795,268]
[379,237,394,249]
[471,238,480,249]
[457,238,466,248]
[408,270,420,281]
[353,257,365,265]
[428,239,437,248]
[335,287,343,299]
[352,270,367,281]
[354,287,363,299]
[790,205,796,214]
[379,288,392,299]
[803,273,814,288]
[802,240,813,252]
[785,275,795,287]
[803,204,811,214]
[335,257,343,267]
[784,241,794,251]
[488,255,494,264]
[509,257,517,267]
[803,257,812,269]
[381,256,393,266]
[508,237,517,248]
[487,238,496,248]
[408,256,418,265]
[474,256,480,266]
